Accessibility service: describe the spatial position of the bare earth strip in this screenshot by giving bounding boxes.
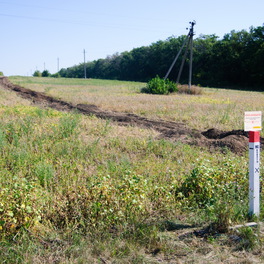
[1,76,261,154]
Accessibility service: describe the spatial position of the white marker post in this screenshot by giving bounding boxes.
[249,131,260,216]
[244,111,262,216]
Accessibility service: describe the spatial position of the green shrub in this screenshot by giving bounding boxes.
[142,76,177,94]
[175,159,249,231]
[33,70,42,77]
[175,159,248,209]
[42,70,51,77]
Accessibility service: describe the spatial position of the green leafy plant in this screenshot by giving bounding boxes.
[142,76,177,94]
[0,178,42,238]
[175,159,248,231]
[176,160,247,209]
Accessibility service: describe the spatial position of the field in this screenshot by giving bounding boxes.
[0,76,264,263]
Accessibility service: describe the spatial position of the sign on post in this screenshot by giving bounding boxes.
[244,111,262,131]
[244,111,262,216]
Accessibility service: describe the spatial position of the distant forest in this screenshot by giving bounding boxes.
[58,25,264,89]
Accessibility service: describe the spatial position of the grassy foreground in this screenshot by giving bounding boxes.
[0,77,264,263]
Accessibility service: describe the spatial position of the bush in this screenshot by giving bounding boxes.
[175,160,249,231]
[175,160,247,209]
[142,76,177,95]
[0,72,4,76]
[42,70,51,77]
[33,70,42,77]
[178,85,203,95]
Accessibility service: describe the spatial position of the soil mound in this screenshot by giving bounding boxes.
[1,77,261,154]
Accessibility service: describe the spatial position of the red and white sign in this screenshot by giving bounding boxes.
[244,111,262,131]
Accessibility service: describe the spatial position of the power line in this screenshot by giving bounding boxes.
[0,1,179,25]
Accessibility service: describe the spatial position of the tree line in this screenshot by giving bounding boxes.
[57,25,264,90]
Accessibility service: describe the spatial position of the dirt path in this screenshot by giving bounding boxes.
[1,76,261,154]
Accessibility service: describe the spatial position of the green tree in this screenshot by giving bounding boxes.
[33,70,42,77]
[42,70,51,77]
[57,25,264,90]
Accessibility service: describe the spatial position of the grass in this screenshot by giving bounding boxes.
[1,77,264,263]
[0,86,32,107]
[9,76,264,133]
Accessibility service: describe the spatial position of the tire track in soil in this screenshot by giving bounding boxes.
[1,76,262,154]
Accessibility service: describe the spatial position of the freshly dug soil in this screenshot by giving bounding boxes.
[1,77,262,154]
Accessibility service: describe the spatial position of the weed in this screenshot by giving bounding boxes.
[236,226,260,250]
[53,113,81,139]
[35,161,55,188]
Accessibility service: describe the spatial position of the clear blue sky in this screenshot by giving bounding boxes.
[1,0,263,76]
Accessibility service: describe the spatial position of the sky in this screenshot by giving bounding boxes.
[0,0,263,76]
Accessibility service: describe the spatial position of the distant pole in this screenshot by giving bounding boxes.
[188,21,195,90]
[44,62,46,71]
[57,58,60,72]
[83,49,87,79]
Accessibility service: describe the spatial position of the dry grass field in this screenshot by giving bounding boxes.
[0,76,264,263]
[10,76,264,132]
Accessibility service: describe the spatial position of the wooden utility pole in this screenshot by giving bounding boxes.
[164,21,196,90]
[188,21,195,90]
[83,49,87,79]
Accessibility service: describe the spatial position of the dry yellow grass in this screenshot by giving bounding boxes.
[9,76,264,133]
[0,85,32,106]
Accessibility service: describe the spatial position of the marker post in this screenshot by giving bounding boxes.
[249,131,260,216]
[244,111,262,217]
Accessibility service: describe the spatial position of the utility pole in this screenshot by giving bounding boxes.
[57,58,60,72]
[188,21,195,90]
[83,49,87,79]
[165,21,196,90]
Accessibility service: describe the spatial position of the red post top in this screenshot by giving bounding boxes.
[249,131,260,143]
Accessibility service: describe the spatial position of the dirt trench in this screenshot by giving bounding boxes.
[1,76,262,154]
